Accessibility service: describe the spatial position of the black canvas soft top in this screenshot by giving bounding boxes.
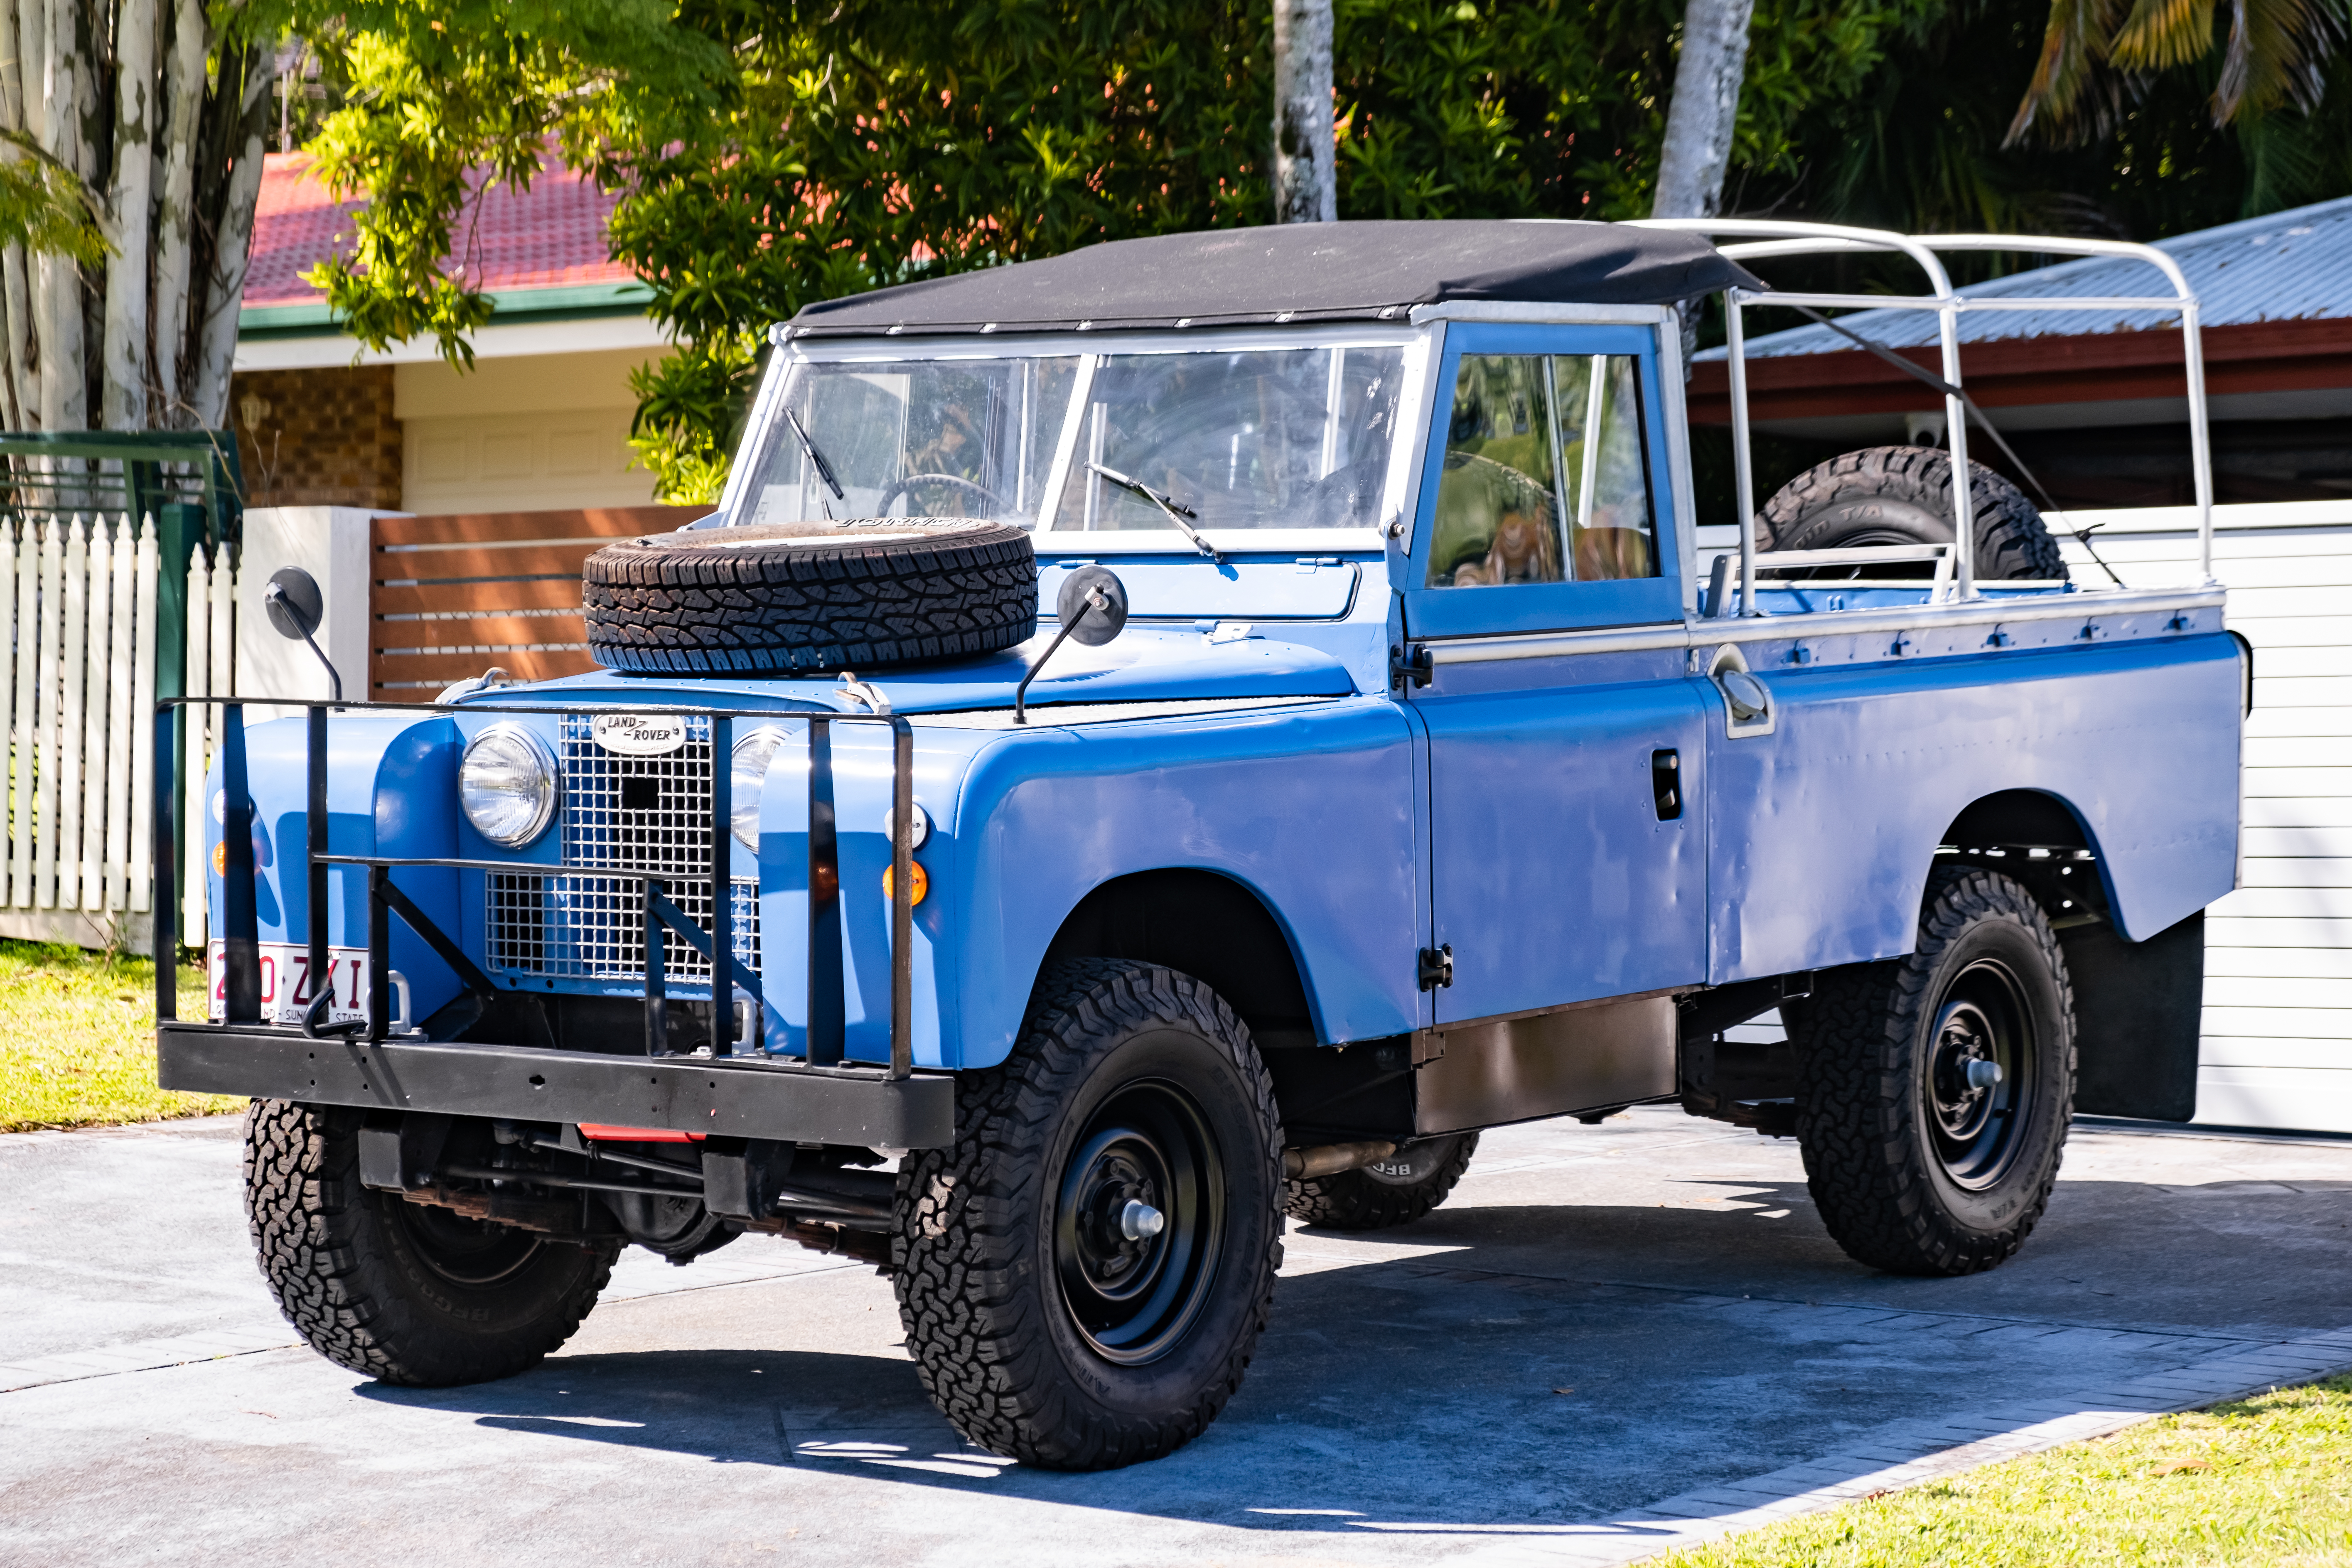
[783,220,1757,339]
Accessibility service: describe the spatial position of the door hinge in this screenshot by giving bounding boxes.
[1417,943,1453,991]
[1391,644,1433,691]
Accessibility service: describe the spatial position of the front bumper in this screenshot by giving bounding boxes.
[157,1024,956,1148]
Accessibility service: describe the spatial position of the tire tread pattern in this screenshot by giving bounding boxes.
[1284,1133,1479,1230]
[1790,868,2077,1276]
[583,519,1036,674]
[1759,446,2067,581]
[891,958,1283,1470]
[242,1100,617,1386]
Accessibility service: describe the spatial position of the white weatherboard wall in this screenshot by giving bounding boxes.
[1699,503,2352,1133]
[2049,500,2352,1135]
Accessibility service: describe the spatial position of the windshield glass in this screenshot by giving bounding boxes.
[1052,347,1403,531]
[737,356,1080,526]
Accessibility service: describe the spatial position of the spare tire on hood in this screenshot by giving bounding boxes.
[583,518,1037,675]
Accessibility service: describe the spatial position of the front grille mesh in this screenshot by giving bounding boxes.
[484,714,759,982]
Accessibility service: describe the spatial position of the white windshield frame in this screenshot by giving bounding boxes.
[721,324,1432,549]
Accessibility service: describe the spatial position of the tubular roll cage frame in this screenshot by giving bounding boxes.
[149,696,920,1081]
[1627,219,2216,617]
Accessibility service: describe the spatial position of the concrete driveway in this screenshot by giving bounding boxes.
[4,1106,2350,1567]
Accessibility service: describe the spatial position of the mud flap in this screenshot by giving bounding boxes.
[2064,910,2203,1122]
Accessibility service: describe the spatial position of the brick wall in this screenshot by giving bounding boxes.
[229,365,402,509]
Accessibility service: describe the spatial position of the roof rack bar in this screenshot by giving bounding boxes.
[1632,219,2214,590]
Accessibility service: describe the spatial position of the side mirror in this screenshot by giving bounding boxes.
[263,566,324,641]
[1015,566,1129,724]
[263,565,343,703]
[1055,565,1129,646]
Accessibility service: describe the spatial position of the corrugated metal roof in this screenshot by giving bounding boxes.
[1724,194,2352,359]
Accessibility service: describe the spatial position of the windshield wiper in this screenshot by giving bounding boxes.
[785,407,846,519]
[1086,462,1223,563]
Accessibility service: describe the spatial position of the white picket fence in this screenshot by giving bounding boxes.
[0,513,235,949]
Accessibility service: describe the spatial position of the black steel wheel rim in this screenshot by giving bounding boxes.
[1053,1079,1226,1367]
[1924,957,2034,1190]
[388,1196,544,1288]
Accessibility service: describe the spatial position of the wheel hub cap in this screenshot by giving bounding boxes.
[1053,1079,1226,1366]
[1924,961,2035,1190]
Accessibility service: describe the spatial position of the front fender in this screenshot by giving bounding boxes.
[205,713,462,1022]
[949,698,1419,1069]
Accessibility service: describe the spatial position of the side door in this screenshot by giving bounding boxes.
[1404,322,1708,1025]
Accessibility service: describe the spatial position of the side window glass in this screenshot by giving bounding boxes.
[1427,355,1562,588]
[1554,354,1658,582]
[1425,351,1659,589]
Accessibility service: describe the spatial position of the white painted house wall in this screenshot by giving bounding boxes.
[1698,499,2352,1135]
[2047,500,2352,1134]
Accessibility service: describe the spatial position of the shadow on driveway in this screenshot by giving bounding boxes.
[351,1176,2349,1531]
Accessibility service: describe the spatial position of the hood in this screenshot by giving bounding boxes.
[489,627,1360,715]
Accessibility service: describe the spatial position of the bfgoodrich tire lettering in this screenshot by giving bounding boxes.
[243,1101,618,1386]
[582,518,1037,675]
[1788,868,2077,1276]
[1285,1133,1478,1230]
[892,959,1285,1470]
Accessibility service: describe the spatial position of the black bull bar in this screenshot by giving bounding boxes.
[152,696,954,1148]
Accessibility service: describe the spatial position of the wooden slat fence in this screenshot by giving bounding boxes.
[367,506,705,700]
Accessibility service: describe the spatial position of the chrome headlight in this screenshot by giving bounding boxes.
[731,727,790,848]
[459,724,560,847]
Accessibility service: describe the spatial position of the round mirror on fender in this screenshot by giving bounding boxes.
[1055,565,1129,647]
[264,566,325,642]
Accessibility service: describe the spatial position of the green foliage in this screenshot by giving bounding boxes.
[2013,0,2346,140]
[0,133,111,268]
[288,0,730,368]
[292,0,1931,504]
[290,0,2348,504]
[1740,0,2352,262]
[607,0,1275,501]
[1333,0,1928,223]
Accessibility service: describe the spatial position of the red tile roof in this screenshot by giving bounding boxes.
[245,150,634,309]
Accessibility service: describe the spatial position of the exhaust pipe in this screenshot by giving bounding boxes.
[1283,1139,1397,1181]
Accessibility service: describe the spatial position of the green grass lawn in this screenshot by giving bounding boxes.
[0,939,234,1131]
[1659,1376,2352,1568]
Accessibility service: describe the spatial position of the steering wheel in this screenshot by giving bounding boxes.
[876,473,1013,517]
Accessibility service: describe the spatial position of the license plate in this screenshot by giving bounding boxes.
[207,941,372,1027]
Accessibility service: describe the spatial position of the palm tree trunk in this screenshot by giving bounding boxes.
[1652,0,1757,219]
[1272,0,1336,223]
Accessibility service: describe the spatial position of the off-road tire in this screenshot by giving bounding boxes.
[583,518,1037,675]
[1759,447,2067,582]
[1788,869,2077,1276]
[1285,1133,1479,1230]
[892,959,1285,1470]
[243,1101,619,1385]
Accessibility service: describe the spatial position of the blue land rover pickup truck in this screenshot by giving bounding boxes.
[161,219,2244,1470]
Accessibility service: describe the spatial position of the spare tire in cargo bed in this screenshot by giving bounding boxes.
[583,518,1037,675]
[1758,446,2067,582]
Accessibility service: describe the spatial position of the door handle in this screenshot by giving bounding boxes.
[1651,750,1682,821]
